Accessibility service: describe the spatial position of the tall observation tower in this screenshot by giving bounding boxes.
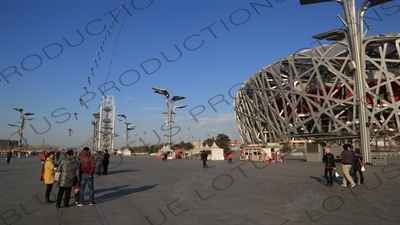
[98,95,116,151]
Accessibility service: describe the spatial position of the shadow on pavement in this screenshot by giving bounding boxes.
[96,184,158,203]
[282,158,307,162]
[310,175,326,185]
[107,169,140,175]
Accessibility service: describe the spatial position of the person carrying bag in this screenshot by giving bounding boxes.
[353,148,364,185]
[55,150,80,208]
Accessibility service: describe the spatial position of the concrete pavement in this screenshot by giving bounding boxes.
[0,152,399,225]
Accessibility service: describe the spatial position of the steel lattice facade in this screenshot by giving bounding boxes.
[234,33,400,144]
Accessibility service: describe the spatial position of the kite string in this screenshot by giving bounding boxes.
[80,0,129,106]
[103,0,130,94]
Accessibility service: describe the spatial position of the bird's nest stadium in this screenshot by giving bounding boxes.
[234,33,400,145]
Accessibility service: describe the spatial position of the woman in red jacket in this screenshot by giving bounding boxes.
[228,152,233,164]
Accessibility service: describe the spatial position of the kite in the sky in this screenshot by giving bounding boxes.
[90,67,94,76]
[94,59,98,67]
[87,76,91,84]
[97,52,101,61]
[73,112,78,120]
[67,128,74,137]
[79,98,83,106]
[83,86,88,93]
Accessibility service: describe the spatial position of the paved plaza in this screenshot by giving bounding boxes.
[0,152,399,225]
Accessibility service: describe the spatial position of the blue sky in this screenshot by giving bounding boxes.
[1,0,399,149]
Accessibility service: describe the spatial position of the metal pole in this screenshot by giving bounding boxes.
[18,111,23,150]
[125,119,128,150]
[94,118,98,151]
[347,0,371,164]
[337,0,371,163]
[92,121,96,152]
[168,97,172,145]
[357,0,372,163]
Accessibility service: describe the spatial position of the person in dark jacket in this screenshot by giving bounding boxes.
[56,150,80,208]
[102,150,110,175]
[353,148,364,185]
[77,147,95,206]
[350,147,356,180]
[94,151,104,176]
[6,150,12,164]
[55,151,61,163]
[322,148,336,186]
[340,144,356,187]
[201,151,209,168]
[163,152,168,161]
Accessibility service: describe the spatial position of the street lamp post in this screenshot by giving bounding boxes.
[299,0,390,164]
[118,114,136,150]
[92,113,100,151]
[8,108,34,150]
[152,87,187,146]
[144,131,146,145]
[357,0,391,164]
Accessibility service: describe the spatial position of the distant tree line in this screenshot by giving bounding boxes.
[124,133,232,153]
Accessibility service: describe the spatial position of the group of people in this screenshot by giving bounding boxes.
[200,151,234,168]
[94,150,110,175]
[41,147,110,208]
[223,152,233,163]
[322,144,364,187]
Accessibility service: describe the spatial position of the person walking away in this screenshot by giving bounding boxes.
[322,148,336,186]
[55,151,61,163]
[201,151,208,168]
[6,150,12,164]
[102,150,110,175]
[353,148,364,185]
[340,144,356,188]
[94,151,104,176]
[228,152,233,164]
[43,151,56,203]
[77,147,95,206]
[56,150,80,208]
[350,146,356,180]
[164,152,168,161]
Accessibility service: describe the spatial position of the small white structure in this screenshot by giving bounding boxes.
[208,142,224,160]
[157,145,175,159]
[123,149,131,156]
[262,143,280,160]
[190,142,203,157]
